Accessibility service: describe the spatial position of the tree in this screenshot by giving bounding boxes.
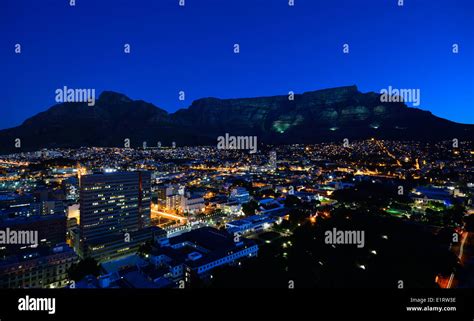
[242,200,259,216]
[444,204,466,226]
[464,215,474,232]
[68,257,101,281]
[284,195,301,208]
[137,240,153,257]
[425,208,444,226]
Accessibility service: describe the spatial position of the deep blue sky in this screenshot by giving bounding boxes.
[1,0,473,130]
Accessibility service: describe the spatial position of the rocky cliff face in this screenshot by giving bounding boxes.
[0,86,472,153]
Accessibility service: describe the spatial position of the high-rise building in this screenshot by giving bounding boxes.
[157,184,178,209]
[269,151,277,171]
[79,171,151,260]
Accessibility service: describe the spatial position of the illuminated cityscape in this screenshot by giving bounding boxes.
[1,0,473,319]
[0,139,472,289]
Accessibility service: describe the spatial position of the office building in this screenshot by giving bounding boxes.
[0,243,78,288]
[269,151,277,171]
[79,171,152,261]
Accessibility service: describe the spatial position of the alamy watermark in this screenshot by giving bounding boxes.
[380,86,420,107]
[217,133,257,154]
[55,86,96,106]
[18,295,55,315]
[0,228,38,246]
[324,228,365,248]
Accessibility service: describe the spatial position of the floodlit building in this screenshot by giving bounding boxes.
[229,187,250,204]
[79,171,153,261]
[268,151,277,171]
[151,227,258,285]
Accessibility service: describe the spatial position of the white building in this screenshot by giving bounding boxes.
[181,193,205,213]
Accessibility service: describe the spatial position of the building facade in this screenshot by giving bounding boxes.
[79,171,151,260]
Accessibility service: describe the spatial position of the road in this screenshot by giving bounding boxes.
[374,139,402,166]
[151,209,187,222]
[439,231,473,288]
[452,231,474,288]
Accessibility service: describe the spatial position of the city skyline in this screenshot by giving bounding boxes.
[1,1,473,320]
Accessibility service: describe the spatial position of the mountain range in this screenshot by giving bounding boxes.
[0,85,472,154]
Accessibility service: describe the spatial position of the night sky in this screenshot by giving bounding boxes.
[1,0,473,130]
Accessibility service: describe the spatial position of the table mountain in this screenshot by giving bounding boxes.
[0,86,472,154]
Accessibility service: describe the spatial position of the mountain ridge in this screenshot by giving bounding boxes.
[0,86,472,154]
